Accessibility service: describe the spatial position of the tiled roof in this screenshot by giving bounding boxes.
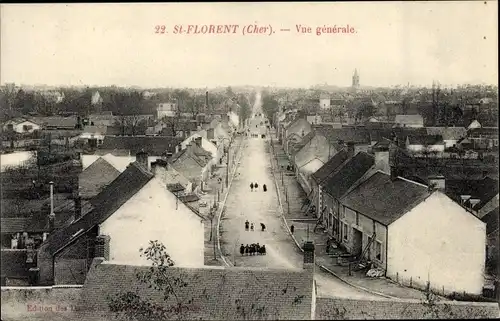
[316,127,371,145]
[394,114,424,125]
[392,127,428,145]
[291,131,316,156]
[76,263,313,320]
[445,177,499,210]
[407,134,444,146]
[166,182,185,193]
[315,297,500,320]
[468,127,499,137]
[79,157,121,199]
[0,218,30,234]
[322,152,375,198]
[169,147,208,168]
[311,150,349,183]
[482,206,499,235]
[178,193,200,203]
[31,116,78,128]
[99,136,183,156]
[340,172,431,226]
[366,128,394,143]
[42,162,153,256]
[82,125,107,135]
[426,127,467,140]
[1,250,29,279]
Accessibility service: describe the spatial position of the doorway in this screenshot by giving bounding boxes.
[352,228,363,257]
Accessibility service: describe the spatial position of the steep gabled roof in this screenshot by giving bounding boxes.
[322,152,375,198]
[340,172,431,226]
[407,134,444,146]
[291,131,316,156]
[43,162,154,256]
[311,150,350,183]
[482,207,499,236]
[99,136,183,156]
[316,127,371,145]
[394,114,424,125]
[79,157,121,199]
[76,263,313,320]
[426,127,467,141]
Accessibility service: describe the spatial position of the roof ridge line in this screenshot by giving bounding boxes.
[396,175,428,188]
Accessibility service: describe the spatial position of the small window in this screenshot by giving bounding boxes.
[343,223,348,241]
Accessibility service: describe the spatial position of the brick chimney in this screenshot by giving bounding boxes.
[136,150,148,169]
[207,128,215,140]
[74,195,82,220]
[194,136,202,147]
[303,241,315,271]
[95,235,110,260]
[428,175,445,191]
[346,142,355,158]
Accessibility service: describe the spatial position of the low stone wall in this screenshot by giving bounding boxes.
[1,286,82,321]
[315,297,500,320]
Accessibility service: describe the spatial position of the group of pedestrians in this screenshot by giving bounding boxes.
[245,220,266,232]
[250,182,267,192]
[240,243,266,256]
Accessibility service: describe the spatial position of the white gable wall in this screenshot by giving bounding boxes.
[387,191,486,295]
[99,176,204,267]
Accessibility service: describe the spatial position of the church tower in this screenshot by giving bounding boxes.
[352,69,360,89]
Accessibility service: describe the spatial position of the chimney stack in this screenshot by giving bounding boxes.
[95,235,110,260]
[346,142,355,158]
[48,181,56,231]
[194,136,202,147]
[303,241,315,271]
[74,195,82,220]
[136,150,149,169]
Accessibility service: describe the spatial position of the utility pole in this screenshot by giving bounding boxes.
[226,144,230,188]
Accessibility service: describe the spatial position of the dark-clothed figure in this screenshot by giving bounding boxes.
[249,244,255,255]
[263,184,267,192]
[245,244,249,255]
[260,223,266,231]
[245,220,249,231]
[254,183,259,189]
[240,244,245,256]
[290,225,295,234]
[250,223,254,231]
[256,243,260,255]
[260,245,266,255]
[250,183,254,192]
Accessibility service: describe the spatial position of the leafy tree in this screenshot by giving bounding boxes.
[108,240,193,321]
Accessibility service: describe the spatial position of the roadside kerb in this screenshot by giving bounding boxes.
[216,136,246,267]
[267,135,399,300]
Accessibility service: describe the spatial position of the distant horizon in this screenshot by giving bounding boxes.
[2,81,498,91]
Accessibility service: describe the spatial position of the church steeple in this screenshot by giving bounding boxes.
[352,69,360,89]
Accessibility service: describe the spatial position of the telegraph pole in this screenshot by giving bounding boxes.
[226,144,230,188]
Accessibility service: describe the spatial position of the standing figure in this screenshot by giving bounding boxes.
[263,184,267,192]
[260,223,266,232]
[261,245,266,255]
[240,244,245,256]
[250,182,254,192]
[250,223,254,231]
[245,244,249,255]
[254,183,259,189]
[249,244,255,255]
[256,243,261,255]
[290,225,295,234]
[245,220,249,231]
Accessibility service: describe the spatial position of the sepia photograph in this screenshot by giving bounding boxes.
[0,2,498,320]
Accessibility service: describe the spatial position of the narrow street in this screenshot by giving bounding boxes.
[219,92,384,300]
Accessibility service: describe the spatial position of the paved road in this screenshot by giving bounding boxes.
[219,92,383,300]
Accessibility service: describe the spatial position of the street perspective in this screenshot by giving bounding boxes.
[0,2,499,320]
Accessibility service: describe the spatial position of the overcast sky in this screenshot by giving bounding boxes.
[1,2,497,88]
